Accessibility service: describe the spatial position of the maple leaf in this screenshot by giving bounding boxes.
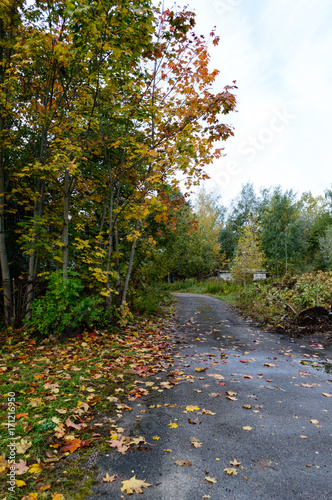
[230,459,241,466]
[14,459,29,475]
[16,439,32,455]
[186,405,200,412]
[224,467,238,475]
[65,417,87,430]
[121,475,151,495]
[108,440,128,454]
[103,473,116,482]
[59,439,82,453]
[205,476,217,484]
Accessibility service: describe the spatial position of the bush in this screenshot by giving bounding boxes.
[27,271,103,336]
[130,284,170,315]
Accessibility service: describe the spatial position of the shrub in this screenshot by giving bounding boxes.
[27,271,103,336]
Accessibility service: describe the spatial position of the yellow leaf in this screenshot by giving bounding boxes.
[224,467,238,475]
[52,494,65,500]
[186,405,200,412]
[21,494,38,500]
[242,405,252,409]
[310,419,319,424]
[103,473,116,482]
[152,436,160,441]
[322,393,331,397]
[29,463,43,474]
[163,449,172,452]
[242,426,252,431]
[168,422,178,428]
[230,459,241,466]
[205,476,217,484]
[190,438,202,448]
[15,479,26,487]
[121,475,151,495]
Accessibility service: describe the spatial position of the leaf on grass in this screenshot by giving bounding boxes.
[28,463,43,474]
[36,483,51,493]
[205,476,217,484]
[15,479,26,487]
[16,439,32,455]
[14,459,29,475]
[0,454,9,474]
[176,460,192,466]
[65,417,87,430]
[168,422,178,428]
[103,473,116,482]
[224,467,238,475]
[21,494,38,500]
[51,494,65,500]
[121,475,151,495]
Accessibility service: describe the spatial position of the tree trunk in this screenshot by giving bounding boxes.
[0,151,12,325]
[121,221,140,306]
[62,169,70,279]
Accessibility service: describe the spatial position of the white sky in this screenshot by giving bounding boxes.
[175,0,332,204]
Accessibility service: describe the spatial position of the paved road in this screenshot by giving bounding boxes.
[87,294,332,500]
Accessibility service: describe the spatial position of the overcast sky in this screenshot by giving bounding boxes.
[175,0,332,204]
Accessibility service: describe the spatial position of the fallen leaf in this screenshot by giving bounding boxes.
[103,473,116,482]
[152,436,160,441]
[195,367,207,372]
[226,395,238,401]
[208,393,221,398]
[205,476,217,484]
[230,459,241,466]
[224,468,238,475]
[190,437,202,448]
[59,439,82,453]
[242,405,252,409]
[322,393,331,397]
[15,479,26,487]
[242,426,252,431]
[168,422,178,428]
[16,439,32,455]
[188,417,202,425]
[14,459,29,475]
[263,363,276,367]
[301,383,314,388]
[206,374,224,380]
[226,391,237,396]
[121,475,151,495]
[310,420,319,424]
[198,409,215,415]
[176,460,192,466]
[51,494,65,500]
[28,463,43,474]
[21,494,38,500]
[0,454,9,474]
[186,405,200,412]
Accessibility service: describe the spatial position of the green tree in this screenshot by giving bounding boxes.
[231,220,265,284]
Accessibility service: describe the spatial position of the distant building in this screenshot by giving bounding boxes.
[216,270,267,281]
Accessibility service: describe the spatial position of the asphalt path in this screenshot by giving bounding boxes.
[87,293,332,500]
